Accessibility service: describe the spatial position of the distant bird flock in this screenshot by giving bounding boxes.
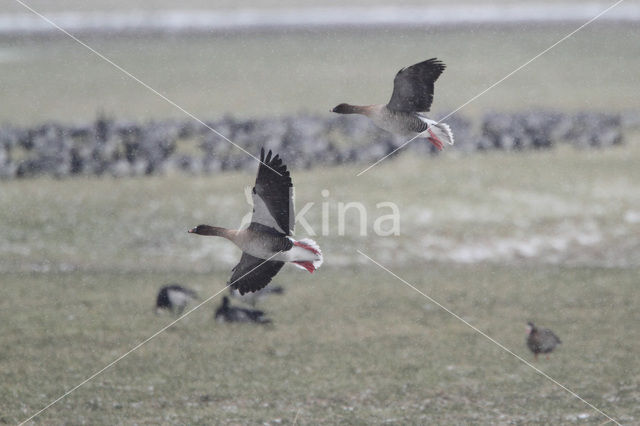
[151,58,563,357]
[155,283,283,324]
[3,111,623,180]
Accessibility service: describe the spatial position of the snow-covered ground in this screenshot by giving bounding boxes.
[1,3,639,36]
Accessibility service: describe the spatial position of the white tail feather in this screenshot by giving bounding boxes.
[297,238,323,269]
[292,262,310,271]
[434,122,454,145]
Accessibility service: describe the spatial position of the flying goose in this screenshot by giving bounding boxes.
[155,284,198,315]
[189,149,323,295]
[230,285,285,307]
[214,296,272,324]
[526,322,562,360]
[332,58,453,150]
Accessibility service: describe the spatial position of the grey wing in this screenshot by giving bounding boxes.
[229,252,285,295]
[547,329,562,345]
[387,58,446,113]
[541,329,561,350]
[251,148,294,236]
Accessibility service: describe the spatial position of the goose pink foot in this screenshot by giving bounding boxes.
[427,128,444,151]
[293,261,315,273]
[293,240,320,255]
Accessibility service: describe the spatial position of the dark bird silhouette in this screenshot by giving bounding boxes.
[527,322,562,360]
[332,58,453,150]
[188,149,322,295]
[230,285,285,307]
[155,284,198,315]
[214,296,272,324]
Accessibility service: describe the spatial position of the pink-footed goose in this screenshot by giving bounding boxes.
[188,149,323,295]
[332,58,453,150]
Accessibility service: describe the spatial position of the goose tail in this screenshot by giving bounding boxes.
[290,238,323,272]
[434,122,454,146]
[425,122,454,151]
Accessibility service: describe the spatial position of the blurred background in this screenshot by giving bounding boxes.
[1,1,639,424]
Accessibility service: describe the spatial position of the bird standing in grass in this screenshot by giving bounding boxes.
[230,285,285,307]
[526,322,562,360]
[214,296,272,324]
[331,58,453,150]
[155,284,198,315]
[189,148,323,295]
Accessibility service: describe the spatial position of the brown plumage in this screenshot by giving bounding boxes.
[331,58,453,150]
[526,322,562,360]
[188,149,323,295]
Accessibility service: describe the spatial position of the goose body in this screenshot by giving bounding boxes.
[189,149,322,295]
[332,58,453,150]
[526,322,562,359]
[155,284,198,315]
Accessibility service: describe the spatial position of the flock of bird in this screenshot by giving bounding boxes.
[156,58,561,358]
[155,283,283,324]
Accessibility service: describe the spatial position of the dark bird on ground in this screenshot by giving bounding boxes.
[332,58,453,150]
[526,322,562,360]
[214,296,272,324]
[155,284,198,315]
[188,148,323,295]
[230,285,285,307]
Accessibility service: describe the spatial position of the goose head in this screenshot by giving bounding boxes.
[331,103,359,114]
[188,224,226,236]
[526,322,536,334]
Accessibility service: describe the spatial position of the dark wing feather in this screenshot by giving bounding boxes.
[387,58,446,113]
[229,252,285,295]
[250,148,293,236]
[542,329,562,346]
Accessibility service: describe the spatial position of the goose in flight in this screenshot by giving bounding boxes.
[332,58,453,150]
[526,322,562,360]
[189,149,323,295]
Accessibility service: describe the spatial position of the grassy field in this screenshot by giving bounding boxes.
[1,23,639,124]
[1,10,640,424]
[1,137,640,423]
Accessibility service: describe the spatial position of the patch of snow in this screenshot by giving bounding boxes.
[575,232,601,246]
[2,4,640,36]
[448,245,493,263]
[445,203,507,223]
[548,237,569,251]
[565,412,591,421]
[413,209,433,225]
[415,220,609,265]
[624,210,640,224]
